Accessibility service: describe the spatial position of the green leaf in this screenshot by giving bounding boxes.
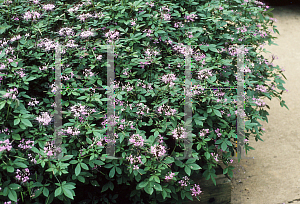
[164,157,174,164]
[186,158,196,164]
[43,187,49,197]
[221,142,227,151]
[138,181,148,188]
[189,163,201,170]
[109,167,115,178]
[14,162,28,168]
[60,155,73,161]
[63,184,76,190]
[162,189,168,199]
[207,107,212,113]
[33,187,43,198]
[80,162,89,170]
[62,187,74,200]
[185,191,194,201]
[45,192,54,204]
[75,164,81,176]
[144,185,154,195]
[211,174,217,186]
[181,190,185,199]
[11,62,17,67]
[0,49,6,59]
[14,118,20,126]
[86,137,92,144]
[258,12,264,21]
[184,166,191,176]
[8,183,21,190]
[0,23,12,34]
[0,101,6,110]
[223,167,228,174]
[204,152,210,160]
[153,183,162,191]
[7,166,14,173]
[78,176,85,183]
[8,189,18,202]
[93,160,105,166]
[116,167,122,174]
[20,118,33,127]
[12,134,21,140]
[213,109,222,117]
[152,175,160,183]
[55,187,62,197]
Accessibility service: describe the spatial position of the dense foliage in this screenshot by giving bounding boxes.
[0,0,288,203]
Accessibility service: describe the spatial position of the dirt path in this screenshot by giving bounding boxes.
[230,5,300,204]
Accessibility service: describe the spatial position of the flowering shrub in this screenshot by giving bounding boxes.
[0,0,288,203]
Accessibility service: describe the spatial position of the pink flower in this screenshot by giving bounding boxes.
[43,4,55,11]
[151,144,167,158]
[190,184,202,197]
[36,112,52,125]
[165,172,175,181]
[129,134,144,147]
[219,6,224,11]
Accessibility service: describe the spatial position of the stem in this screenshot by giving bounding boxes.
[48,161,61,185]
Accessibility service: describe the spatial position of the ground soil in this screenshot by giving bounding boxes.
[230,4,300,204]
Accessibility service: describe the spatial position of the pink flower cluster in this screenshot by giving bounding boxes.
[65,39,78,48]
[159,5,172,21]
[136,103,150,117]
[251,97,266,107]
[171,127,188,140]
[136,81,153,92]
[165,172,175,181]
[58,27,75,37]
[145,1,155,7]
[150,144,167,158]
[199,129,210,137]
[42,4,55,11]
[185,13,198,22]
[178,176,190,187]
[28,153,37,164]
[18,139,34,150]
[28,98,39,107]
[172,42,194,57]
[36,112,53,126]
[69,103,96,119]
[174,21,184,28]
[157,104,177,116]
[2,87,18,100]
[104,29,120,44]
[161,73,177,87]
[215,128,222,137]
[129,134,144,147]
[43,140,61,157]
[142,29,153,37]
[61,126,80,136]
[197,69,213,80]
[10,35,21,43]
[80,29,95,39]
[0,139,12,152]
[190,184,202,197]
[126,155,143,170]
[256,84,267,93]
[23,11,41,21]
[37,38,60,52]
[15,168,30,184]
[211,152,219,162]
[0,127,12,135]
[101,113,135,131]
[15,68,26,78]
